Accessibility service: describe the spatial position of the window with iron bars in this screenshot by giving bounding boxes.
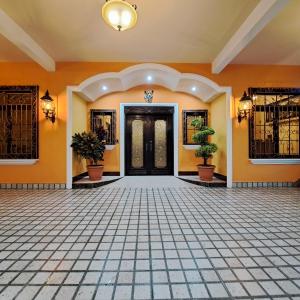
[90,109,116,145]
[0,86,39,159]
[248,88,300,159]
[183,110,208,145]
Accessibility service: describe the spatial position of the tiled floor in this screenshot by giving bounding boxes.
[108,176,195,188]
[0,180,299,299]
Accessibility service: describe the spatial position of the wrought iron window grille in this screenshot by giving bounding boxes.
[183,110,208,145]
[0,86,39,159]
[90,109,116,145]
[248,87,300,159]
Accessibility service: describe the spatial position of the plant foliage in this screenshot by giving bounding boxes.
[71,131,105,165]
[95,125,107,143]
[191,118,218,166]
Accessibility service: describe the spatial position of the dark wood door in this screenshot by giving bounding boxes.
[125,107,174,175]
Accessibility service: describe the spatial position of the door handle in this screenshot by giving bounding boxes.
[149,140,153,152]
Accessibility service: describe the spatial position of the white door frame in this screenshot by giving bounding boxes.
[120,103,179,177]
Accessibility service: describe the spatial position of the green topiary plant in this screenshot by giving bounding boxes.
[191,118,218,166]
[71,131,105,165]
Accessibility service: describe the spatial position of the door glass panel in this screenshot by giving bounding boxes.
[154,120,167,168]
[131,120,144,168]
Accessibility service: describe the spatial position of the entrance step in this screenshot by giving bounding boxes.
[72,176,122,189]
[177,176,226,187]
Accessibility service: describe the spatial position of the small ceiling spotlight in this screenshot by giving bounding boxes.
[147,75,153,82]
[102,0,138,32]
[192,86,197,92]
[102,85,108,91]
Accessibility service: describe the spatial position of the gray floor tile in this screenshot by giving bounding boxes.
[153,284,171,299]
[0,183,299,299]
[225,282,248,297]
[207,283,229,298]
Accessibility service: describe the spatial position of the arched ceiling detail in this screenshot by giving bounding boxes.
[75,63,225,102]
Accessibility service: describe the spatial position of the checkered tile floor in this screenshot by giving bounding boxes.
[0,186,299,299]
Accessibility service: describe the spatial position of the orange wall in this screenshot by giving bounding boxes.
[0,62,300,183]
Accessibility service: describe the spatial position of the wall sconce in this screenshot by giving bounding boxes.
[40,90,56,123]
[238,91,252,123]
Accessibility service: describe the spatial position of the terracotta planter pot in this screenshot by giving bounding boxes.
[197,165,215,181]
[87,165,104,181]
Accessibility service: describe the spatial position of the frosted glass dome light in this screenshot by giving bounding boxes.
[102,0,137,31]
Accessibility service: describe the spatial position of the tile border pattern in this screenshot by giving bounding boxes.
[232,182,294,188]
[0,181,297,189]
[0,183,66,189]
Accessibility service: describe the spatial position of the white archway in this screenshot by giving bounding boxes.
[66,63,233,188]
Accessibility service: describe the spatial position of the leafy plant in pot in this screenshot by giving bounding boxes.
[191,118,218,181]
[71,131,105,181]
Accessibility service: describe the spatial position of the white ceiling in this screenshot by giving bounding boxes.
[0,0,258,62]
[0,0,298,65]
[233,0,300,65]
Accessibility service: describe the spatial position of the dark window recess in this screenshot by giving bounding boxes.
[249,87,300,159]
[183,110,208,145]
[90,109,116,145]
[0,86,39,159]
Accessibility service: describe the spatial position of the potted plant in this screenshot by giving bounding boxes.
[71,131,105,181]
[191,118,218,181]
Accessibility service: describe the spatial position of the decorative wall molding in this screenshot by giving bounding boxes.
[0,159,39,165]
[183,145,199,150]
[250,159,300,165]
[0,183,66,189]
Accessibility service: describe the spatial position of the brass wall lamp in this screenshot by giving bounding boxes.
[40,90,56,123]
[238,90,252,123]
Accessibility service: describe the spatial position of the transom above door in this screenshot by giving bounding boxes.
[125,106,174,175]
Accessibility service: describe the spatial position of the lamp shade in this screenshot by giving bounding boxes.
[40,90,53,102]
[239,91,252,110]
[102,0,137,31]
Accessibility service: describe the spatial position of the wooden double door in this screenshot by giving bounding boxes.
[125,106,174,175]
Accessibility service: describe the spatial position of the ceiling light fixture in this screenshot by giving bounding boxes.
[102,0,138,32]
[192,86,197,92]
[147,75,153,82]
[102,85,108,91]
